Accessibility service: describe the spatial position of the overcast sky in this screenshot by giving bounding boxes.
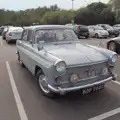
[0,0,109,11]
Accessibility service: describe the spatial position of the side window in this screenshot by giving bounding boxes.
[22,30,28,41]
[27,30,33,41]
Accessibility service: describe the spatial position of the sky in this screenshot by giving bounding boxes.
[0,0,109,11]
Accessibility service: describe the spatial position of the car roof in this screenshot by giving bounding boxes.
[25,25,72,31]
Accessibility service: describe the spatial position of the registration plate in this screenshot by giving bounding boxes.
[82,84,104,95]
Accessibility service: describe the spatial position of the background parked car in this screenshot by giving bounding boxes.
[2,26,13,40]
[5,27,23,43]
[113,24,120,33]
[88,25,109,38]
[0,26,5,35]
[65,24,74,29]
[107,35,120,53]
[73,25,89,39]
[98,24,119,37]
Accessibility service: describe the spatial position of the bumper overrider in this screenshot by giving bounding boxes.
[48,74,117,95]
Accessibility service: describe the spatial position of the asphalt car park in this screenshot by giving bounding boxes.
[1,37,120,120]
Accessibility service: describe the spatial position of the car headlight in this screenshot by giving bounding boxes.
[108,54,118,66]
[55,61,66,73]
[111,54,118,63]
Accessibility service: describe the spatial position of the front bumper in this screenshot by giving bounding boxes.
[48,75,116,95]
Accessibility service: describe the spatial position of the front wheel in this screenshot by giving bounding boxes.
[108,42,116,52]
[36,70,55,98]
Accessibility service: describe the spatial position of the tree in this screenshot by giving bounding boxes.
[109,0,120,22]
[87,2,107,14]
[109,0,120,10]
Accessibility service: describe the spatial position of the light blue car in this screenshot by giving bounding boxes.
[16,25,117,97]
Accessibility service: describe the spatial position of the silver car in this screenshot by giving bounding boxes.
[6,27,23,43]
[88,25,109,38]
[16,25,117,97]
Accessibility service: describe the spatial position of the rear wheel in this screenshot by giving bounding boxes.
[108,42,116,52]
[85,35,89,39]
[6,39,10,44]
[95,33,99,38]
[36,70,55,98]
[17,52,25,67]
[78,35,81,39]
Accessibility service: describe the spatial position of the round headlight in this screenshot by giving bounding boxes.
[55,61,66,73]
[108,54,118,66]
[111,54,118,63]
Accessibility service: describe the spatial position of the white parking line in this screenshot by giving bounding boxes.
[0,39,3,46]
[113,81,120,85]
[88,80,120,120]
[88,107,120,120]
[6,61,28,120]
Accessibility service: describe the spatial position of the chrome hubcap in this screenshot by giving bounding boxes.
[39,75,50,94]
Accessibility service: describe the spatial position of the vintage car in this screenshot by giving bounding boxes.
[16,25,117,97]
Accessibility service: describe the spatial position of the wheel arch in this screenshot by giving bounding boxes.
[34,65,44,76]
[107,41,116,49]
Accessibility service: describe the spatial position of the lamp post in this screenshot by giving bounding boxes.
[71,0,74,24]
[71,0,74,10]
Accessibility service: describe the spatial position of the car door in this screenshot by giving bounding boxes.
[17,29,29,66]
[19,29,35,73]
[23,30,36,74]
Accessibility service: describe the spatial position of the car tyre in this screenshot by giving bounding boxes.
[85,35,89,39]
[36,70,55,98]
[108,42,116,52]
[6,39,10,44]
[95,33,99,38]
[78,35,81,39]
[17,52,25,67]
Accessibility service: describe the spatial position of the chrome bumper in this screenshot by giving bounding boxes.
[48,75,116,95]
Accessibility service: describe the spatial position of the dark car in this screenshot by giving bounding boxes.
[73,25,89,39]
[0,26,5,35]
[98,24,119,37]
[107,35,120,53]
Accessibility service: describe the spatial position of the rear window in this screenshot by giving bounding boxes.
[9,27,23,32]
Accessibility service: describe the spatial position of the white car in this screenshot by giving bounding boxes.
[113,24,120,32]
[65,24,74,29]
[6,27,23,43]
[88,26,109,38]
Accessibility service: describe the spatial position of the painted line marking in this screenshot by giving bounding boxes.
[88,107,120,120]
[89,80,120,120]
[6,61,28,120]
[0,38,3,46]
[113,81,120,85]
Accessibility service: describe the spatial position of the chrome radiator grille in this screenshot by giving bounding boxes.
[55,62,110,87]
[67,62,108,80]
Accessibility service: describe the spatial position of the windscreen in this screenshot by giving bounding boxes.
[9,27,23,32]
[95,26,104,30]
[35,29,78,43]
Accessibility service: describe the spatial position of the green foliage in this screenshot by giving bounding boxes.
[74,2,115,25]
[41,10,75,25]
[0,2,118,26]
